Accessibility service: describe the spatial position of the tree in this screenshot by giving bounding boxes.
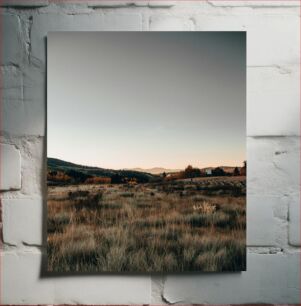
[184,165,201,178]
[212,167,225,176]
[233,167,240,176]
[240,161,247,176]
[111,174,123,184]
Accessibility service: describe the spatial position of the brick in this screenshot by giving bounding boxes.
[2,198,44,246]
[19,137,44,196]
[134,1,150,6]
[148,1,175,7]
[1,26,45,138]
[85,0,174,7]
[194,12,299,67]
[2,251,151,304]
[288,193,300,246]
[87,1,171,7]
[86,1,137,7]
[51,0,147,7]
[207,0,300,7]
[1,65,23,102]
[247,136,299,197]
[163,252,300,304]
[31,13,142,66]
[248,66,300,136]
[150,16,194,31]
[0,143,21,191]
[0,0,49,6]
[247,195,286,246]
[1,65,28,136]
[2,66,45,136]
[2,13,24,65]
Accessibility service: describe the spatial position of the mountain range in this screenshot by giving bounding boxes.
[124,167,181,175]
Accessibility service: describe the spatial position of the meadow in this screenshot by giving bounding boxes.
[47,175,246,272]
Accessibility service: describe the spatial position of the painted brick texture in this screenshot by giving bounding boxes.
[0,0,300,304]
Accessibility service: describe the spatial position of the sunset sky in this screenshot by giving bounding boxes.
[48,32,246,170]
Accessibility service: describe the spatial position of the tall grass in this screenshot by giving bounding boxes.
[47,177,246,272]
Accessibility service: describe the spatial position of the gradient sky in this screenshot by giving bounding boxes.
[48,32,246,170]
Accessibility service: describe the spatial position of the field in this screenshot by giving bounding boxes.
[47,176,246,272]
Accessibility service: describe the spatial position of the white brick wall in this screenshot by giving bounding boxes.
[2,251,151,304]
[0,143,21,191]
[163,252,300,304]
[2,13,24,65]
[1,1,300,304]
[2,198,44,246]
[248,66,300,136]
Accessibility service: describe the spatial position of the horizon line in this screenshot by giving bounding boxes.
[47,156,246,171]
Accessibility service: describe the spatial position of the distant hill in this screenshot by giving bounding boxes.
[125,166,242,175]
[125,167,181,175]
[47,158,156,186]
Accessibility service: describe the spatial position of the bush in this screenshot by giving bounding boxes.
[111,174,123,184]
[184,165,201,178]
[85,177,111,184]
[68,190,89,199]
[74,193,103,210]
[212,167,226,176]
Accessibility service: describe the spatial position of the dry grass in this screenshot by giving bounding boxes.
[47,176,246,272]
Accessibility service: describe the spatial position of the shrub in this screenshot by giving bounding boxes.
[85,177,111,184]
[212,167,226,176]
[184,165,201,178]
[111,174,123,184]
[74,193,103,210]
[68,190,89,199]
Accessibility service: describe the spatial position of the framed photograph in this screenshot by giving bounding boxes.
[47,32,246,272]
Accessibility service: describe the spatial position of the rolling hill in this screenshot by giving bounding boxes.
[47,158,156,185]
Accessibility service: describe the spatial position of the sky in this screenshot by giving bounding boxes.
[47,32,246,170]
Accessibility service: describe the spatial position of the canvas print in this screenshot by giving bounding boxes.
[47,32,246,272]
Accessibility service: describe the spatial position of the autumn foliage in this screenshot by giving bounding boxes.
[85,177,111,184]
[47,170,71,183]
